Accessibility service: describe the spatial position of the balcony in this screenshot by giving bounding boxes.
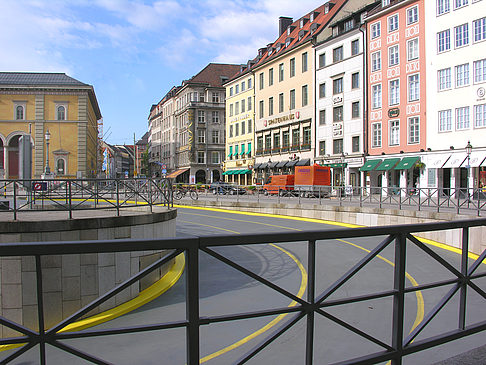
[290,144,300,152]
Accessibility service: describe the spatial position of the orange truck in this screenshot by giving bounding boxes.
[294,165,331,197]
[263,174,294,195]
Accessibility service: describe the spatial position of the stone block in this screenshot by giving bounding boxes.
[98,266,115,295]
[115,252,131,283]
[42,268,62,292]
[98,253,115,267]
[1,258,21,284]
[114,226,130,239]
[62,276,80,301]
[81,294,100,316]
[115,287,131,306]
[98,227,115,240]
[130,224,145,239]
[58,230,80,242]
[62,299,81,319]
[80,229,98,241]
[0,234,21,244]
[2,284,22,309]
[80,265,98,296]
[80,253,97,265]
[42,292,63,328]
[62,254,81,277]
[20,233,40,243]
[22,256,36,272]
[2,308,23,337]
[40,231,61,242]
[22,271,38,306]
[41,255,62,268]
[22,304,39,331]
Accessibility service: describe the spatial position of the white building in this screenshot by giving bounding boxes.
[425,0,486,196]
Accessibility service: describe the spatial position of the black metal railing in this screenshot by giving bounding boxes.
[0,219,485,364]
[0,177,173,220]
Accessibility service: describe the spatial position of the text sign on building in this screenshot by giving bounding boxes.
[388,108,400,118]
[333,95,343,105]
[333,122,343,137]
[263,112,297,128]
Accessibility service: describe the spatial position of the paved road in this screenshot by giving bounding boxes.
[2,206,485,364]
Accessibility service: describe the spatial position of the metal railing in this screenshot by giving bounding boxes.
[195,184,486,216]
[0,219,485,364]
[0,178,173,220]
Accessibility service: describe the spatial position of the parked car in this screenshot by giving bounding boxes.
[209,182,246,195]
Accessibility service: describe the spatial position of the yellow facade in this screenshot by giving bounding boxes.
[224,73,255,185]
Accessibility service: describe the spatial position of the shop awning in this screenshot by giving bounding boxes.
[326,163,347,168]
[296,158,311,166]
[394,156,420,170]
[442,153,467,169]
[166,168,189,178]
[286,160,298,167]
[259,162,268,169]
[375,158,400,171]
[359,159,382,171]
[276,161,287,168]
[253,163,261,170]
[222,171,229,175]
[268,161,278,169]
[460,152,486,167]
[426,154,451,169]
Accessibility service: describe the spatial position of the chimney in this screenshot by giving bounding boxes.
[279,17,293,35]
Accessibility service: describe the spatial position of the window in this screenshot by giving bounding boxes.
[371,22,381,39]
[351,39,360,55]
[319,83,326,98]
[199,92,205,102]
[455,24,469,47]
[235,123,239,136]
[352,101,360,118]
[259,73,264,90]
[212,130,220,144]
[319,53,326,68]
[229,104,233,116]
[248,78,252,89]
[56,158,65,175]
[212,92,220,103]
[212,111,219,123]
[474,104,486,127]
[344,19,354,31]
[235,101,239,115]
[211,151,219,164]
[279,63,284,82]
[241,99,246,113]
[371,51,381,72]
[269,97,274,116]
[389,79,400,105]
[407,38,419,60]
[455,63,470,87]
[333,106,343,122]
[408,117,420,144]
[438,68,452,90]
[269,68,274,86]
[388,45,399,66]
[230,87,234,96]
[235,84,239,94]
[279,93,284,113]
[333,139,343,154]
[437,0,450,15]
[15,105,24,120]
[437,29,451,52]
[241,120,246,135]
[408,74,420,101]
[333,78,343,94]
[282,130,289,147]
[241,82,245,92]
[290,58,296,77]
[197,129,205,143]
[319,109,326,125]
[198,110,205,123]
[57,105,66,120]
[439,109,452,131]
[372,84,382,109]
[247,142,252,158]
[455,0,468,9]
[292,129,300,147]
[302,52,308,72]
[248,119,252,133]
[389,120,400,146]
[372,123,382,147]
[290,89,295,110]
[259,100,264,118]
[303,127,311,146]
[302,85,308,106]
[229,125,233,138]
[197,151,205,164]
[248,96,252,110]
[474,59,486,82]
[333,46,343,62]
[388,14,399,32]
[319,141,326,155]
[474,17,486,42]
[456,106,470,129]
[352,72,360,89]
[407,6,418,24]
[352,136,360,152]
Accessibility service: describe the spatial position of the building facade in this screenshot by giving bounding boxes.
[0,72,102,179]
[424,0,486,196]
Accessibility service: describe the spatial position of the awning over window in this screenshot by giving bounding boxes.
[359,159,382,171]
[427,154,451,169]
[394,156,420,170]
[253,163,261,170]
[258,162,268,169]
[276,161,287,168]
[326,163,347,168]
[286,160,298,167]
[460,152,486,167]
[375,158,400,171]
[166,168,189,178]
[443,153,467,169]
[296,158,310,166]
[268,161,278,169]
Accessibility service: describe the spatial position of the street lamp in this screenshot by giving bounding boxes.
[44,129,51,175]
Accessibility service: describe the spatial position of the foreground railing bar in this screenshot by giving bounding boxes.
[316,308,394,352]
[329,349,396,365]
[316,235,395,305]
[0,341,37,365]
[470,271,486,280]
[48,249,183,335]
[403,284,460,347]
[236,312,306,365]
[391,233,406,365]
[403,278,461,293]
[468,248,486,276]
[407,234,463,279]
[186,245,200,365]
[0,335,31,346]
[0,316,37,338]
[50,340,113,365]
[306,239,316,365]
[320,289,397,307]
[459,227,469,331]
[466,280,486,301]
[202,247,307,306]
[202,306,302,325]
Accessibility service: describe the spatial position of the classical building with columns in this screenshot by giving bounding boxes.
[0,72,102,179]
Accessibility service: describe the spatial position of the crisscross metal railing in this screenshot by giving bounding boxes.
[0,219,485,364]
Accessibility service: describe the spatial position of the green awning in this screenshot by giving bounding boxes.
[359,159,382,171]
[247,143,252,153]
[375,158,401,171]
[222,171,229,175]
[394,156,420,170]
[326,163,347,168]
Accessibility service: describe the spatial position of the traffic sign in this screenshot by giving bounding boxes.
[162,164,167,169]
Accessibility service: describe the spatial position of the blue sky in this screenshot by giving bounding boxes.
[0,0,326,145]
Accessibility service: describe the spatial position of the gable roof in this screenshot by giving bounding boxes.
[0,72,88,87]
[184,63,241,88]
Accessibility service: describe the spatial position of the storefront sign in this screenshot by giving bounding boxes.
[230,113,250,123]
[263,113,296,127]
[388,108,400,118]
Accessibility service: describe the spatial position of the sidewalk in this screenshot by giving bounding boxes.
[432,344,486,365]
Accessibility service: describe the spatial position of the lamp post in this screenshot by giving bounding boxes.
[466,141,472,200]
[44,129,51,175]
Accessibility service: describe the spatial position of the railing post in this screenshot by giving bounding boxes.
[360,186,363,208]
[391,233,406,365]
[306,239,316,365]
[399,188,402,210]
[13,181,17,221]
[186,244,200,365]
[459,227,469,330]
[418,187,421,211]
[35,255,46,365]
[68,180,72,220]
[116,179,120,216]
[149,179,153,213]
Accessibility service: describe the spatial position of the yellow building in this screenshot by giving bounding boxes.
[0,72,102,179]
[224,69,255,185]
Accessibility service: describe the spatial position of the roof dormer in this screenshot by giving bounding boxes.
[298,29,308,41]
[299,18,308,28]
[287,25,296,36]
[285,37,294,47]
[309,11,319,23]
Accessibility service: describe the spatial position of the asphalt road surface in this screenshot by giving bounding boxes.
[3,206,485,364]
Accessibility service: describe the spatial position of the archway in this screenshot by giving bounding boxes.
[195,169,206,184]
[8,135,20,179]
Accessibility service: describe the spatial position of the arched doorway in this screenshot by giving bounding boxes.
[195,169,206,184]
[8,135,20,179]
[212,170,220,182]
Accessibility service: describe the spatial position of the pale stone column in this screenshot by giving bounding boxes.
[3,145,8,178]
[400,170,407,197]
[382,171,389,197]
